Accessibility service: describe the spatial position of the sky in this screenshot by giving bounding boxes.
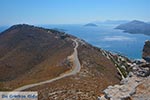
[0,0,150,25]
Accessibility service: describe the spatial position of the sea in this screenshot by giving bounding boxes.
[0,24,150,59]
[41,24,150,59]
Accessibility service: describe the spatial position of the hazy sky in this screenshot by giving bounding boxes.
[0,0,149,25]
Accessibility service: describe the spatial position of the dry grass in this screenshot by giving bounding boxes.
[0,24,74,90]
[24,43,120,100]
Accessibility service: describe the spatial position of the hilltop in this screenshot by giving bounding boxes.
[0,24,74,87]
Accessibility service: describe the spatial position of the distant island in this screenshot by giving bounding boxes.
[84,23,98,27]
[115,20,150,36]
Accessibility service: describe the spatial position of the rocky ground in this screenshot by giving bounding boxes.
[99,62,150,100]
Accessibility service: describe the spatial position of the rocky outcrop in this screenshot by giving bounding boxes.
[99,63,150,100]
[131,76,150,100]
[101,50,132,79]
[132,63,150,77]
[143,40,150,62]
[103,74,142,100]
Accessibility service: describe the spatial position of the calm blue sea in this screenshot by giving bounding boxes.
[41,24,150,59]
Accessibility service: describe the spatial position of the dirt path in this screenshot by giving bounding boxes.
[14,39,81,91]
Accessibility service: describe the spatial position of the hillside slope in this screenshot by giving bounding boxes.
[25,39,123,99]
[0,24,127,99]
[0,24,74,89]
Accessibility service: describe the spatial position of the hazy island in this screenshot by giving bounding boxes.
[84,23,98,27]
[115,20,150,36]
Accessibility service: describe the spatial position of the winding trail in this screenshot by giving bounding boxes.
[14,39,81,91]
